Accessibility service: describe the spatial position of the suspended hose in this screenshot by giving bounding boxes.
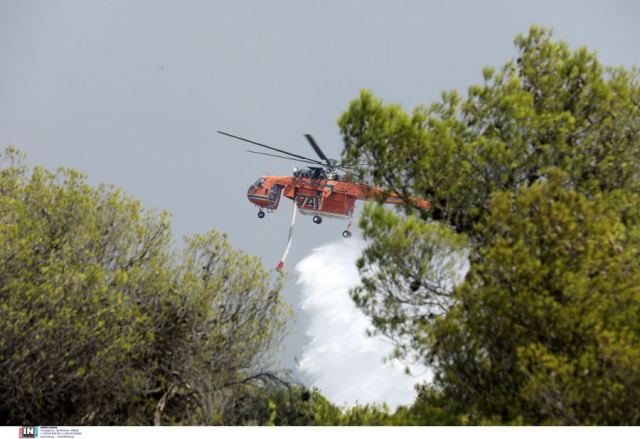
[276,201,298,270]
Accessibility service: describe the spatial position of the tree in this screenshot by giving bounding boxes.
[147,231,288,425]
[237,384,459,426]
[340,27,640,236]
[338,27,640,424]
[433,176,640,424]
[351,204,468,363]
[0,147,289,425]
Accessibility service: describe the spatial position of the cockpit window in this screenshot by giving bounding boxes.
[249,178,265,192]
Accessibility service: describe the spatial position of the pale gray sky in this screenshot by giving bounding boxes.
[1,0,639,374]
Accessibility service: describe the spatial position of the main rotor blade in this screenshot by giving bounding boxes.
[245,150,320,165]
[335,162,372,169]
[304,134,331,165]
[218,131,324,165]
[334,165,362,174]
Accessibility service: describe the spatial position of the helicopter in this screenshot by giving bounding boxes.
[218,130,430,269]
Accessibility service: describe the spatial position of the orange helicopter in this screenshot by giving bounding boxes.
[218,131,430,269]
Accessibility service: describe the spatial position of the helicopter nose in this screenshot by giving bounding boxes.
[247,185,268,206]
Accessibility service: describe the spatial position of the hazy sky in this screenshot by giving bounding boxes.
[1,0,639,376]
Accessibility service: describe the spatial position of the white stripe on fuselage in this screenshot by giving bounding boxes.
[298,209,350,219]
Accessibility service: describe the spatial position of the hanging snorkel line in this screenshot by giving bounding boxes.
[276,200,298,270]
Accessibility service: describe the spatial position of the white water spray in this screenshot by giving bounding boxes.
[295,238,427,409]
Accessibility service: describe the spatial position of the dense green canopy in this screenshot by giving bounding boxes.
[339,26,640,424]
[0,148,289,425]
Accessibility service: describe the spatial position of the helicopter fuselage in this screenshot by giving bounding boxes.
[247,174,429,220]
[220,129,431,268]
[247,175,354,219]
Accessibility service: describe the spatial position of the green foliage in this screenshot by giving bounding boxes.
[238,384,460,426]
[336,384,461,426]
[0,147,289,425]
[340,26,640,236]
[433,177,640,424]
[271,387,343,426]
[352,203,468,362]
[338,26,640,424]
[211,386,342,426]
